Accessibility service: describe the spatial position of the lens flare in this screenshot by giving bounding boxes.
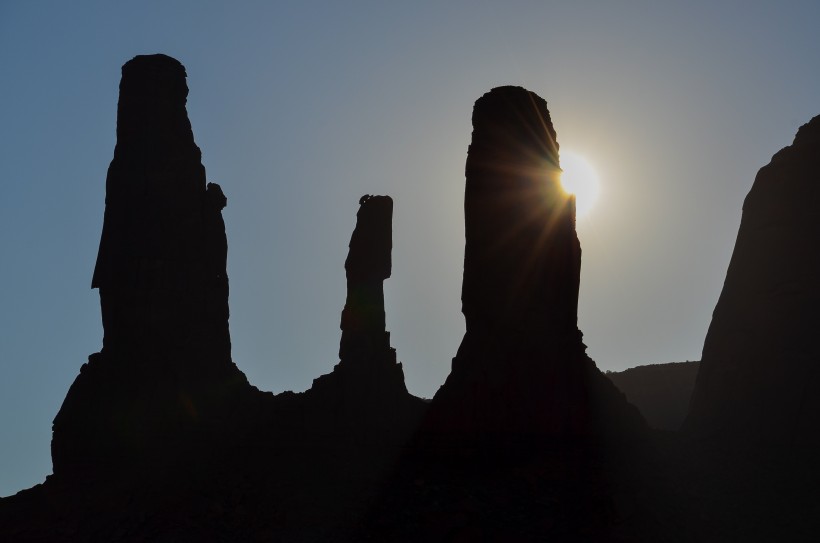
[559,151,600,218]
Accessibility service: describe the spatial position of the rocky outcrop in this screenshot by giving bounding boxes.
[424,86,645,441]
[51,55,249,476]
[606,361,700,431]
[685,116,820,448]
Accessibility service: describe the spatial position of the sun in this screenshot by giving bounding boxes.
[559,150,600,218]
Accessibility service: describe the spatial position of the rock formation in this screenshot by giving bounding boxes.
[606,361,700,431]
[685,115,820,448]
[338,194,396,367]
[51,54,249,475]
[90,54,233,361]
[424,86,645,441]
[308,196,422,433]
[6,61,820,542]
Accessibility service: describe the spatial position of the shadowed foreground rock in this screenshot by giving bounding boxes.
[685,116,820,449]
[421,86,645,443]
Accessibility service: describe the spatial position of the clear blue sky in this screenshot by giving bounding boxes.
[2,1,819,496]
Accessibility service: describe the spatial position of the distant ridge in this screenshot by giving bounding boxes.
[606,361,700,431]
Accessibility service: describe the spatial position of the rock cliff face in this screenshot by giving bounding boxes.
[51,55,248,475]
[685,116,820,448]
[425,86,645,440]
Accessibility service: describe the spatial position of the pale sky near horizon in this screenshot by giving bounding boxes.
[2,1,820,496]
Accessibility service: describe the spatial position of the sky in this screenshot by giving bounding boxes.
[2,0,819,497]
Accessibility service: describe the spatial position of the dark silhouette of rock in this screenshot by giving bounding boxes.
[0,59,820,543]
[308,195,424,435]
[91,54,231,359]
[6,58,425,541]
[685,115,820,448]
[338,194,395,366]
[51,54,249,476]
[606,361,700,431]
[10,60,820,542]
[422,86,645,442]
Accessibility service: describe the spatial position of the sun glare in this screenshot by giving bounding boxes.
[559,151,600,218]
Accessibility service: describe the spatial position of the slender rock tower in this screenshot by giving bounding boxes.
[308,195,424,434]
[338,195,396,368]
[425,86,644,441]
[52,55,248,475]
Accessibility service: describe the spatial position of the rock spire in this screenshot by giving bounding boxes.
[91,53,231,361]
[339,194,395,365]
[425,86,644,440]
[51,54,247,475]
[308,196,414,412]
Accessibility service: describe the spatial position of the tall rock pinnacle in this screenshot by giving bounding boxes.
[52,55,247,475]
[91,54,231,362]
[307,195,425,436]
[426,86,644,440]
[310,195,411,397]
[685,115,820,448]
[461,86,577,342]
[339,195,394,365]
